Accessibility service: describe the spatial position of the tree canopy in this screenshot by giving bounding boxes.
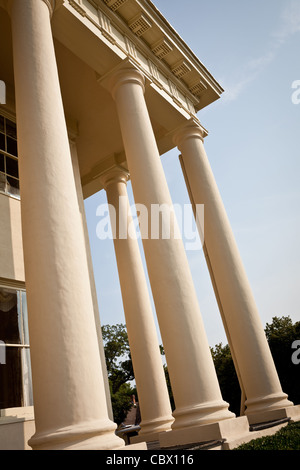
[102,316,300,424]
[101,324,135,424]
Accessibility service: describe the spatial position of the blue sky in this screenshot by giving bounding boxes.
[84,0,300,348]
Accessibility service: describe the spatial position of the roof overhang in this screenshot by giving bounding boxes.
[59,0,224,111]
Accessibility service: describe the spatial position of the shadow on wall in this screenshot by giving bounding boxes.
[0,416,35,450]
[0,192,24,282]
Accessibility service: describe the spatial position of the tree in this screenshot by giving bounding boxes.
[102,317,300,425]
[265,316,300,406]
[101,324,135,425]
[210,343,241,416]
[210,316,300,416]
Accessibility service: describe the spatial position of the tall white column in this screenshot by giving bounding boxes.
[175,120,293,419]
[109,66,235,431]
[101,166,174,440]
[8,0,124,450]
[70,140,114,422]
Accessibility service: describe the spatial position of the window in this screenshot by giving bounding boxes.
[0,115,19,199]
[0,286,33,409]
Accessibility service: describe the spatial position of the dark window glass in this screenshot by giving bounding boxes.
[7,176,20,197]
[0,132,5,151]
[6,137,18,157]
[0,116,4,133]
[0,153,4,172]
[0,288,32,410]
[0,288,21,344]
[0,347,23,409]
[5,119,17,139]
[6,156,18,178]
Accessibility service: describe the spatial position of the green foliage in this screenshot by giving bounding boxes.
[110,382,135,426]
[211,316,300,415]
[235,421,300,450]
[102,317,300,427]
[265,316,300,406]
[163,365,175,411]
[210,343,241,416]
[102,324,135,425]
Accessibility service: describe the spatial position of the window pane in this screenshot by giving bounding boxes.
[21,348,33,406]
[0,172,7,192]
[6,176,20,198]
[0,287,21,344]
[0,153,4,172]
[21,292,30,345]
[0,347,23,409]
[5,119,17,139]
[0,132,5,151]
[6,137,18,157]
[0,116,4,133]
[5,155,18,178]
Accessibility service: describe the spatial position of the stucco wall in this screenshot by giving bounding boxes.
[0,418,35,450]
[0,193,25,282]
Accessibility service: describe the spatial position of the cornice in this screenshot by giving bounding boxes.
[64,0,223,113]
[141,0,223,92]
[99,0,222,102]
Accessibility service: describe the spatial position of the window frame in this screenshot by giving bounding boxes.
[0,284,33,411]
[0,113,20,200]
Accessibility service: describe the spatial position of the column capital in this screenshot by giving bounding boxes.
[108,63,146,100]
[42,0,56,16]
[100,165,130,190]
[173,119,208,150]
[4,0,61,17]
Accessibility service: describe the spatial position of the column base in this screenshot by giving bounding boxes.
[28,420,126,450]
[131,430,169,444]
[171,400,235,431]
[131,415,174,443]
[246,404,300,426]
[159,416,249,449]
[117,442,148,450]
[245,392,294,420]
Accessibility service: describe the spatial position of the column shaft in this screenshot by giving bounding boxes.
[176,121,293,417]
[9,0,123,449]
[101,167,174,439]
[110,67,234,431]
[70,141,114,422]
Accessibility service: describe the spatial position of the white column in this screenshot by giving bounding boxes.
[70,140,114,422]
[175,120,293,419]
[101,166,174,440]
[8,0,124,450]
[109,66,235,431]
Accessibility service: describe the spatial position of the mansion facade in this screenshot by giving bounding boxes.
[0,0,299,450]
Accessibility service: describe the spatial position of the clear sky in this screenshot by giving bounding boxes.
[84,0,300,348]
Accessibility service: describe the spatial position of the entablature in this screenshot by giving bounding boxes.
[61,0,223,113]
